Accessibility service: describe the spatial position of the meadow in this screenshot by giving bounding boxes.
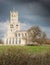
[0,45,50,65]
[0,45,50,54]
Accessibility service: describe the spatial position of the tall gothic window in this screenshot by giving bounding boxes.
[15,33,17,37]
[18,33,20,37]
[6,39,8,44]
[19,39,21,44]
[22,33,23,37]
[25,33,27,36]
[13,38,14,44]
[9,38,11,44]
[16,38,17,44]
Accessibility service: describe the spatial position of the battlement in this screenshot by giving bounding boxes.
[10,11,18,24]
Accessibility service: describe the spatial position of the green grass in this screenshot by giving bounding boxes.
[0,45,50,65]
[0,45,50,54]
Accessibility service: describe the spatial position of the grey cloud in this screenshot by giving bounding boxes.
[7,0,50,8]
[0,0,50,39]
[40,0,50,8]
[0,0,50,25]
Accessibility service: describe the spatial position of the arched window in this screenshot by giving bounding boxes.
[22,33,23,37]
[16,25,18,26]
[13,38,14,44]
[16,38,17,44]
[16,25,18,29]
[18,33,20,37]
[19,39,21,44]
[6,39,8,44]
[25,33,27,36]
[15,33,17,37]
[11,29,13,32]
[12,14,13,17]
[10,24,14,28]
[9,38,11,44]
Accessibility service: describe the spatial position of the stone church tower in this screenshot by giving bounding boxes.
[10,11,20,31]
[4,11,27,45]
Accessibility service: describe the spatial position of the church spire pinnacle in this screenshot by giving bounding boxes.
[10,10,18,24]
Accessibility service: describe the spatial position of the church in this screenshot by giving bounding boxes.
[4,11,28,45]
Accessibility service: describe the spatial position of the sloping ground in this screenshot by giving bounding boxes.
[0,46,50,65]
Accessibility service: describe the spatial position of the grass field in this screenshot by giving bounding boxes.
[0,45,50,65]
[0,45,50,54]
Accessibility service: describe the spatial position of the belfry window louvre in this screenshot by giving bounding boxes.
[16,25,18,26]
[12,14,15,17]
[10,24,14,28]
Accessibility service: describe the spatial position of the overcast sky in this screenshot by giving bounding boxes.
[0,0,50,39]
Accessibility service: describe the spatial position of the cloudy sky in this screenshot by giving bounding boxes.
[0,0,50,39]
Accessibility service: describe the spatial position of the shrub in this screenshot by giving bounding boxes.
[0,46,50,65]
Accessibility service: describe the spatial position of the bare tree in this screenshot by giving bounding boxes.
[24,26,47,45]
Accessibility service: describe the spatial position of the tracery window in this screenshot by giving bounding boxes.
[18,33,20,37]
[6,39,8,44]
[19,39,21,44]
[9,38,11,44]
[22,33,24,37]
[13,38,14,44]
[16,38,17,44]
[25,33,27,36]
